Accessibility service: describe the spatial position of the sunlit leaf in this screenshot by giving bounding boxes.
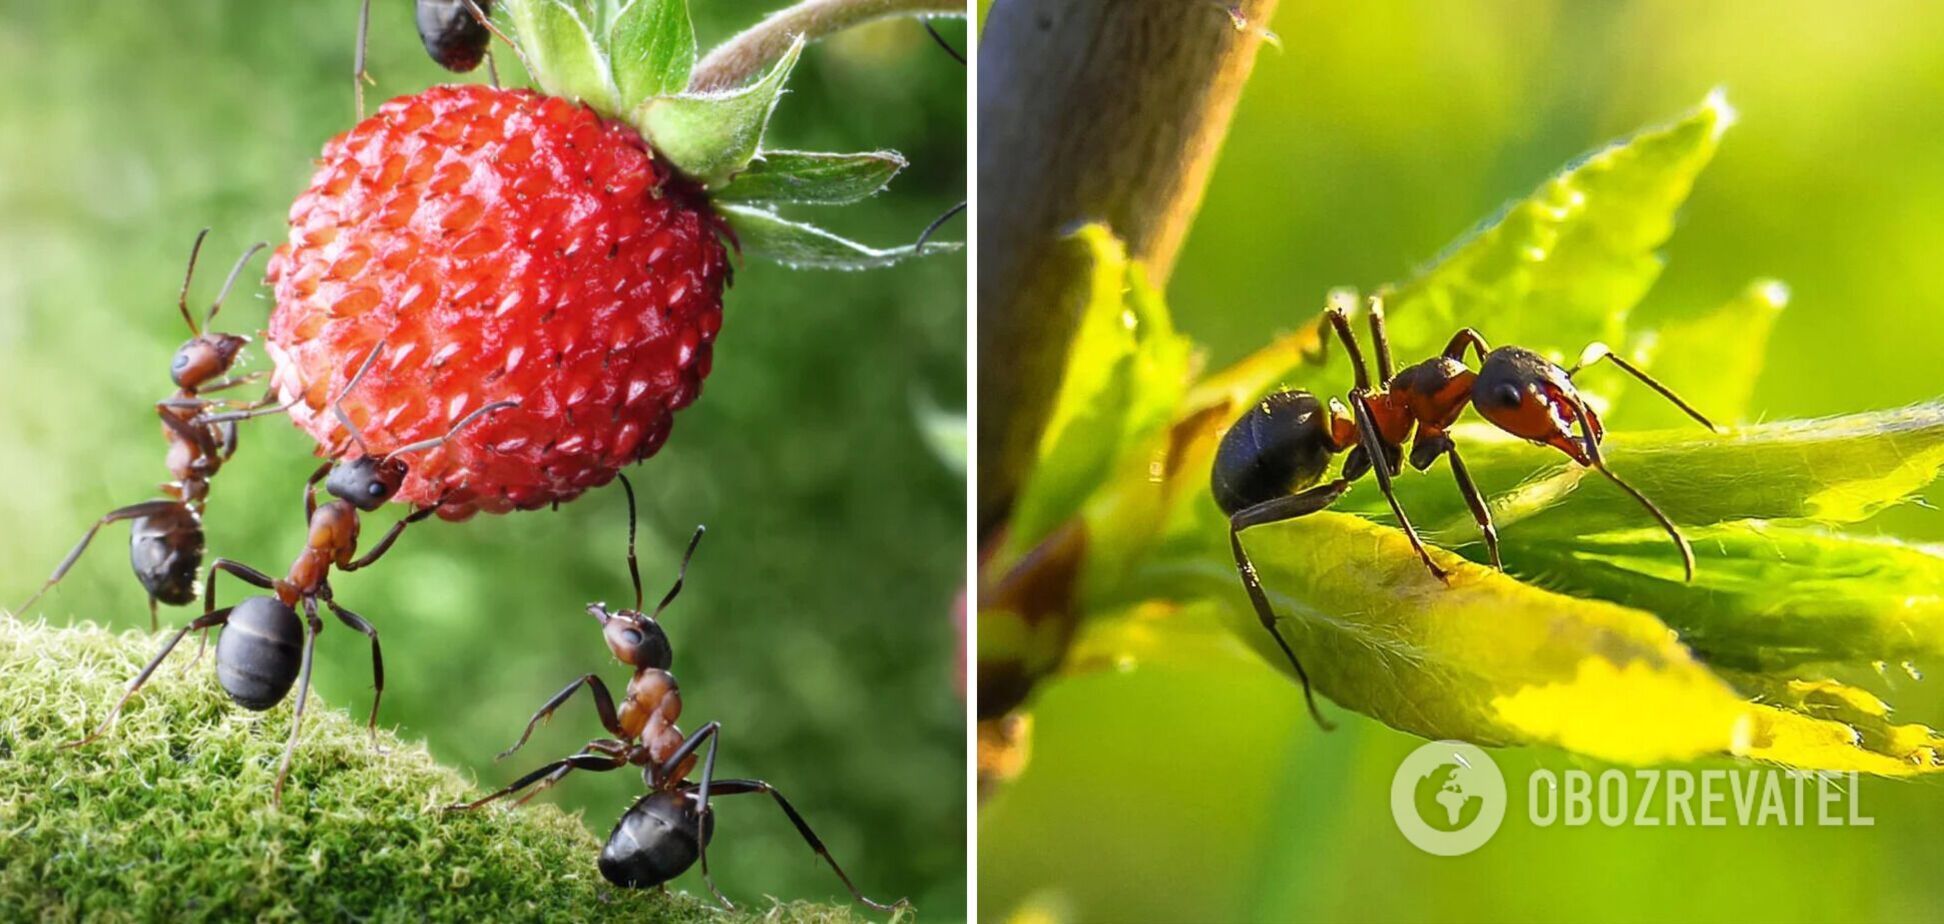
[608,0,695,106]
[634,36,803,185]
[1333,404,1944,549]
[714,150,907,205]
[1002,225,1191,565]
[1504,521,1944,671]
[718,203,957,269]
[1361,90,1735,386]
[504,0,621,112]
[1133,507,1943,774]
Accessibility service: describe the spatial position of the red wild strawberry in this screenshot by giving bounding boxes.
[266,0,956,518]
[266,85,727,518]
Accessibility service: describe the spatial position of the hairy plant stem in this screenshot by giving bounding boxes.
[691,0,966,92]
[977,0,1281,537]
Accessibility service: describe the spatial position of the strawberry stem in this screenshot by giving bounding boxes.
[691,0,965,92]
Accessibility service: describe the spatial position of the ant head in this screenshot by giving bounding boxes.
[325,454,412,511]
[1470,347,1598,465]
[590,603,674,670]
[598,789,714,890]
[170,333,249,389]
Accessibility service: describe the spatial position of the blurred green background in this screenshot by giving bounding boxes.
[0,0,965,915]
[980,1,1944,922]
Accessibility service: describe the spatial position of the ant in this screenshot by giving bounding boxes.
[445,477,902,913]
[1213,293,1716,727]
[18,230,279,630]
[355,0,503,118]
[65,342,516,806]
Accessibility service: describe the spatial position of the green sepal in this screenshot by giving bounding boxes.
[608,0,695,107]
[504,0,621,112]
[719,204,959,269]
[633,36,805,186]
[713,150,908,205]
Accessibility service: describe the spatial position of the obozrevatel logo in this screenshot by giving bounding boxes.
[1390,740,1507,856]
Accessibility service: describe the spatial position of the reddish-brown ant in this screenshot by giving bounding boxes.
[1213,294,1716,726]
[444,477,902,913]
[65,342,516,806]
[18,230,282,630]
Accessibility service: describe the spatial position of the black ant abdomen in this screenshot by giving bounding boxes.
[1212,390,1342,516]
[417,0,494,73]
[130,506,205,607]
[214,596,304,711]
[598,790,717,890]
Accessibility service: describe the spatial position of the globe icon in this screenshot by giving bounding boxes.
[1412,761,1484,833]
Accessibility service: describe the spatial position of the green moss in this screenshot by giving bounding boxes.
[0,616,866,923]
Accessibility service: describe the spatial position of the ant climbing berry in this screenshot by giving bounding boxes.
[17,229,283,630]
[445,476,904,914]
[64,342,516,807]
[354,0,502,118]
[1213,293,1717,727]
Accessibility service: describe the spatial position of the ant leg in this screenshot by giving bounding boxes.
[462,0,536,79]
[915,201,966,256]
[17,499,184,614]
[1323,298,1372,391]
[1569,343,1718,432]
[707,778,906,913]
[1442,329,1490,365]
[1444,443,1502,571]
[1558,392,1696,582]
[194,398,300,427]
[196,370,270,395]
[148,595,160,633]
[1349,392,1449,583]
[272,600,325,809]
[193,559,277,667]
[651,723,731,908]
[203,559,278,615]
[444,752,626,811]
[922,18,965,64]
[156,403,224,461]
[324,597,385,747]
[1226,483,1349,730]
[485,50,500,88]
[340,505,441,571]
[1365,294,1395,385]
[496,674,624,760]
[64,606,234,748]
[354,0,373,119]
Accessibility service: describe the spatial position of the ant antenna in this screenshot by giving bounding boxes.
[178,229,211,334]
[1594,462,1695,582]
[916,202,966,256]
[387,400,519,457]
[207,242,268,330]
[923,19,965,65]
[1565,392,1696,581]
[650,525,706,621]
[331,341,387,455]
[1570,343,1719,433]
[618,473,643,610]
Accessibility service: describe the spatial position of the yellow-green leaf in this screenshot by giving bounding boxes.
[1137,507,1943,774]
[1504,521,1944,671]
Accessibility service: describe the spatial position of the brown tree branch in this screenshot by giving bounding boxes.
[976,0,1280,536]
